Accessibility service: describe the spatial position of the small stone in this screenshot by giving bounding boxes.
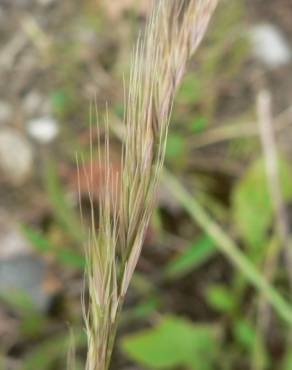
[0,129,34,185]
[27,116,59,143]
[250,24,292,68]
[0,101,12,125]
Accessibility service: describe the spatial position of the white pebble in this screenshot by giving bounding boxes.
[27,116,59,143]
[250,24,292,68]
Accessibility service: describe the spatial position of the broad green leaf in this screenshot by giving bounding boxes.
[206,285,236,313]
[121,315,219,370]
[165,236,216,279]
[232,158,292,252]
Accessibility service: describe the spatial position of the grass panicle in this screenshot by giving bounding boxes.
[81,1,218,369]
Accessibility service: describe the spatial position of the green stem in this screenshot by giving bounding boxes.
[163,169,292,325]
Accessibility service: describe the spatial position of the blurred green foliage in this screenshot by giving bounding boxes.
[232,158,292,254]
[122,316,219,370]
[11,0,292,369]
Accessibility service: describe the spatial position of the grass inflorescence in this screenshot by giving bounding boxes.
[80,1,219,369]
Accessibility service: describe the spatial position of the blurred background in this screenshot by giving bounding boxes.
[1,0,292,369]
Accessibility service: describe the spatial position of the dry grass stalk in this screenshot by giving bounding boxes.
[257,90,292,289]
[82,1,218,369]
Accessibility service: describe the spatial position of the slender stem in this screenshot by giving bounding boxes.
[189,105,292,149]
[163,169,292,325]
[257,90,292,289]
[256,89,292,368]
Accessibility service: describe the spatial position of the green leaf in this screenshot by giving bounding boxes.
[121,315,219,369]
[165,236,216,279]
[206,285,236,313]
[232,158,292,253]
